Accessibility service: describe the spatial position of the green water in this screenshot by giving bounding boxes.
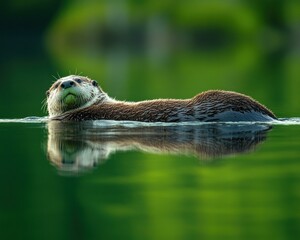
[0,120,299,240]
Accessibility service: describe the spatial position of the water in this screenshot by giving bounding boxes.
[0,118,300,240]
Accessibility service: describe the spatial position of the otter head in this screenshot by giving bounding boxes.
[46,75,109,117]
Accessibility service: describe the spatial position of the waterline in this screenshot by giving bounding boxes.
[0,117,299,126]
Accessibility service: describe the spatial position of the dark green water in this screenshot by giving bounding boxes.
[0,119,299,240]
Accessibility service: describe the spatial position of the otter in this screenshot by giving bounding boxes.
[46,75,276,122]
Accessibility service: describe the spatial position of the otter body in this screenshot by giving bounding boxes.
[46,75,276,122]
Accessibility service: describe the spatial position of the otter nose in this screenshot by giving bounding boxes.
[60,80,75,89]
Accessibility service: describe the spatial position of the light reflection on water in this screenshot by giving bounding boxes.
[1,116,299,174]
[0,117,300,175]
[0,117,300,125]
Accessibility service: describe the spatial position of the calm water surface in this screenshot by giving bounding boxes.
[0,118,300,240]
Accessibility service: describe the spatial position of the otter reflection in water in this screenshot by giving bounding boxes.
[46,121,272,174]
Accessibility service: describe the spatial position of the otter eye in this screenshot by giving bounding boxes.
[74,78,82,84]
[46,90,50,97]
[92,80,98,87]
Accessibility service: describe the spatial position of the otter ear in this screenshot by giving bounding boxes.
[92,80,98,87]
[46,90,50,97]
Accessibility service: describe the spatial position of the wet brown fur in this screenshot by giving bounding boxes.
[191,90,276,118]
[53,90,276,122]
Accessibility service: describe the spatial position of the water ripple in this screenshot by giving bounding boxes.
[0,116,48,123]
[0,117,299,125]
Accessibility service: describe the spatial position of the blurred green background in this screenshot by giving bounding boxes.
[0,0,299,118]
[1,1,300,240]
